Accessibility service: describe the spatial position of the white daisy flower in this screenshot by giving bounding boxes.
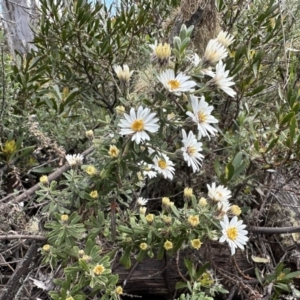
[219,215,249,255]
[207,182,232,202]
[139,161,157,179]
[157,69,197,95]
[118,106,159,144]
[216,200,231,216]
[216,31,235,48]
[65,154,83,167]
[152,152,175,180]
[186,95,218,140]
[206,60,236,98]
[137,197,148,206]
[203,39,228,65]
[114,64,133,84]
[150,41,171,66]
[181,129,204,173]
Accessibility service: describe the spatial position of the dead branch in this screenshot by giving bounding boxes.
[249,225,300,234]
[0,145,95,207]
[0,234,46,240]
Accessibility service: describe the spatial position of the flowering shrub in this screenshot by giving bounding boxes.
[2,0,300,299]
[33,18,252,299]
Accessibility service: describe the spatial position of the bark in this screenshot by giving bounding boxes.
[1,0,36,58]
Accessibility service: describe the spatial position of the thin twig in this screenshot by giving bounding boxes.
[0,235,46,240]
[279,0,289,89]
[233,257,253,280]
[176,250,188,282]
[249,225,300,234]
[122,261,139,287]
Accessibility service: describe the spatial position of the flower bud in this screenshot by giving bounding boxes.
[39,175,48,185]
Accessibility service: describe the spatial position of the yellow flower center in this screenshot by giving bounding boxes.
[158,159,167,169]
[216,191,223,198]
[231,205,242,216]
[168,79,180,90]
[227,227,238,240]
[86,165,97,176]
[82,255,92,262]
[131,119,145,132]
[116,286,123,295]
[164,240,173,251]
[93,264,105,275]
[108,145,119,158]
[42,244,50,252]
[140,243,148,250]
[90,190,98,199]
[162,197,171,206]
[61,214,69,222]
[145,214,154,223]
[197,111,207,123]
[39,175,48,184]
[188,215,199,227]
[187,146,196,156]
[191,239,202,250]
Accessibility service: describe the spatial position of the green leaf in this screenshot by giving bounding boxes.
[172,48,181,60]
[234,45,246,63]
[59,88,80,113]
[175,282,188,290]
[232,152,243,169]
[296,132,300,146]
[119,247,132,269]
[284,136,292,148]
[157,244,165,260]
[179,25,187,41]
[173,36,181,51]
[265,137,279,153]
[184,258,193,275]
[231,161,247,181]
[216,0,225,11]
[255,267,264,285]
[246,85,265,97]
[289,116,297,141]
[78,259,90,272]
[225,162,234,181]
[195,262,210,278]
[254,140,260,152]
[170,203,180,218]
[282,271,300,280]
[32,167,55,174]
[274,283,290,292]
[280,111,295,127]
[136,249,147,262]
[214,158,221,178]
[11,146,35,160]
[186,25,194,37]
[179,37,190,53]
[292,102,300,114]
